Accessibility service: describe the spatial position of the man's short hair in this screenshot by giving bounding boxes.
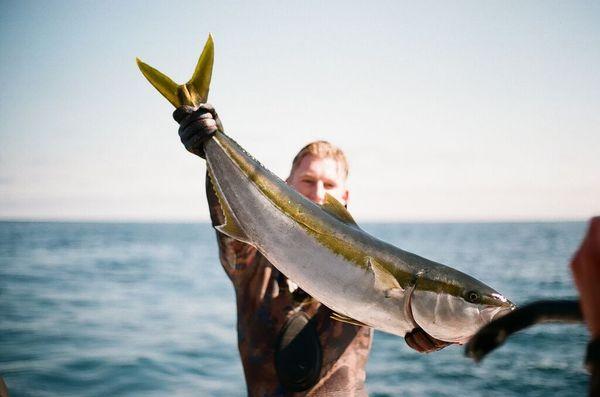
[290,140,349,179]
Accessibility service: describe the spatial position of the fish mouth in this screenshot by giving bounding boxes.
[451,304,515,345]
[490,303,516,321]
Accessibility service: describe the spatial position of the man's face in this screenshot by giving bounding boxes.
[287,154,349,206]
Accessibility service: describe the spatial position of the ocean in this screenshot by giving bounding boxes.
[0,221,590,396]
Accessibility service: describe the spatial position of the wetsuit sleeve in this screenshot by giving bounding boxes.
[205,171,257,278]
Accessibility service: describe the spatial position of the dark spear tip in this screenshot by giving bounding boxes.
[465,299,583,362]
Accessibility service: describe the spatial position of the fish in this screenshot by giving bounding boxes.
[137,35,515,344]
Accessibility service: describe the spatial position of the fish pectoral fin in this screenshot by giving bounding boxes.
[366,256,402,293]
[385,288,403,299]
[321,194,359,227]
[330,312,369,327]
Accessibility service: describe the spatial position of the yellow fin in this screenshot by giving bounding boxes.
[366,256,401,292]
[207,166,252,246]
[186,34,214,106]
[215,215,251,245]
[330,312,369,327]
[136,34,214,108]
[321,193,357,226]
[136,58,180,107]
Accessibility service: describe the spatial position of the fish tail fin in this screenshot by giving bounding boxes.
[186,34,214,106]
[136,34,214,108]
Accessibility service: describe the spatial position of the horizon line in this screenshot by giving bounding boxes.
[0,216,588,225]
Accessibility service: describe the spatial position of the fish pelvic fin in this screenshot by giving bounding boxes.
[207,164,253,247]
[366,256,402,295]
[331,312,370,327]
[136,34,214,108]
[321,193,358,227]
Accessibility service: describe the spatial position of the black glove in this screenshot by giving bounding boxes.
[404,327,453,353]
[173,103,223,158]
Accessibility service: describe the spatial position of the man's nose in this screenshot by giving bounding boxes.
[314,181,326,204]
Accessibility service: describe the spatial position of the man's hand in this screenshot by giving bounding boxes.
[571,216,600,339]
[405,327,453,353]
[173,103,223,158]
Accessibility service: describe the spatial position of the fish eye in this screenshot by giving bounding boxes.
[466,291,480,303]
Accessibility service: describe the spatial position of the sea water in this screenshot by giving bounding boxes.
[0,221,589,396]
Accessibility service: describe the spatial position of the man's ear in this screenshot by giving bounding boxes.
[342,189,349,206]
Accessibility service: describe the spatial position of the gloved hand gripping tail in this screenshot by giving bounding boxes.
[173,103,223,158]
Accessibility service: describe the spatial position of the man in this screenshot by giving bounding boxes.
[174,104,450,396]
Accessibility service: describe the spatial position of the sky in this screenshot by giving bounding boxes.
[0,1,598,222]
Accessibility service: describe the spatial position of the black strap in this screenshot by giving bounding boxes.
[275,312,322,392]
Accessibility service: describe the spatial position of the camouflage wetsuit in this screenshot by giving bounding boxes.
[206,176,373,397]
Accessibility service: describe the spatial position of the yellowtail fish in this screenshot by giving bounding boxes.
[137,35,514,344]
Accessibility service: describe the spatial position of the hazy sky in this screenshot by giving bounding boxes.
[1,1,598,222]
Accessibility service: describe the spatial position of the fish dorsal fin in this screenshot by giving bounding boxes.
[136,34,214,108]
[330,312,369,327]
[321,193,358,227]
[366,256,402,295]
[207,165,253,247]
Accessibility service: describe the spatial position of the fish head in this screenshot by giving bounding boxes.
[409,269,514,344]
